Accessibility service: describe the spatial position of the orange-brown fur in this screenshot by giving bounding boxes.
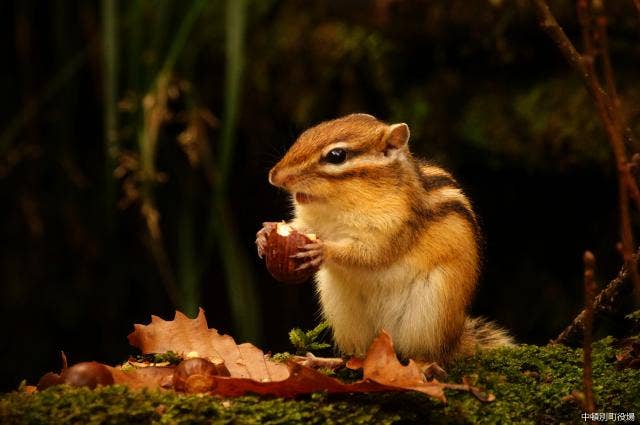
[267,113,512,363]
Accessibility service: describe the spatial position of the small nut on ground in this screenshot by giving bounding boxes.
[173,358,230,393]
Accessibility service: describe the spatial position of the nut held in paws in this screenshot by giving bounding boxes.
[265,222,318,283]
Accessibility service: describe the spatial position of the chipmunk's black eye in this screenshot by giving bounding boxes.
[324,148,347,164]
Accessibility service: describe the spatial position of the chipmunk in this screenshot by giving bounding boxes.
[256,113,513,363]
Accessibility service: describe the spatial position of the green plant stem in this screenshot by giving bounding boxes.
[158,0,207,78]
[136,0,208,308]
[212,189,261,342]
[219,0,246,187]
[178,176,199,317]
[102,0,119,223]
[204,0,260,342]
[151,0,171,71]
[126,0,144,93]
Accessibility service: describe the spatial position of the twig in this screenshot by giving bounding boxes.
[595,17,618,110]
[290,353,345,370]
[582,251,596,414]
[592,7,640,210]
[531,0,640,301]
[553,247,640,344]
[625,162,640,214]
[630,156,640,214]
[576,0,594,67]
[441,377,496,403]
[592,5,640,302]
[531,0,614,120]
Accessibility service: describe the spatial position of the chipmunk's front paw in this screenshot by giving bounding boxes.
[291,240,324,271]
[255,222,279,258]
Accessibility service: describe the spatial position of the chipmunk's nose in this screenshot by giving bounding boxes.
[269,167,284,187]
[268,167,278,186]
[269,167,294,189]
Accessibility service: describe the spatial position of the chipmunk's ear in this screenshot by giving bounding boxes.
[384,123,410,153]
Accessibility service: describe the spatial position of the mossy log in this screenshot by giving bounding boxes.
[2,338,638,424]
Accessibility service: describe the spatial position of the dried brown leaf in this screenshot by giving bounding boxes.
[361,331,445,400]
[127,309,289,382]
[346,356,364,370]
[127,311,446,400]
[108,366,175,390]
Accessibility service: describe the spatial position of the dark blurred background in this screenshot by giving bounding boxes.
[1,0,639,391]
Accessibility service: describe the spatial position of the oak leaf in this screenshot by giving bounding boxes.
[33,310,499,402]
[127,309,289,382]
[126,309,446,400]
[108,366,174,389]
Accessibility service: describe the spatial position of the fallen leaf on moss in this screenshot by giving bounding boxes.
[128,309,289,382]
[108,366,174,389]
[361,331,444,398]
[35,309,504,403]
[126,309,445,400]
[197,331,444,399]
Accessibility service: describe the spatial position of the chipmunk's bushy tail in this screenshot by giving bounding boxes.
[457,316,514,357]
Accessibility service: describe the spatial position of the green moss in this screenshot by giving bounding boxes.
[288,321,332,355]
[0,386,400,425]
[132,351,183,365]
[271,352,294,363]
[2,339,639,424]
[437,338,640,424]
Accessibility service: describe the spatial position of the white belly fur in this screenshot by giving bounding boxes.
[316,259,448,359]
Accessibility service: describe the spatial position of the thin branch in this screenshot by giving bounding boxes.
[289,353,345,370]
[595,5,639,150]
[532,0,640,300]
[628,155,640,212]
[531,0,615,121]
[593,10,640,212]
[442,377,496,403]
[582,251,596,414]
[553,247,640,344]
[595,18,618,108]
[625,164,640,213]
[576,0,595,66]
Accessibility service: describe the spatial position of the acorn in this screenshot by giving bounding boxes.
[60,362,114,389]
[36,372,63,391]
[37,361,114,390]
[172,357,230,393]
[264,222,318,284]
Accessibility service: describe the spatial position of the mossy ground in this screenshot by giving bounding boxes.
[2,339,639,424]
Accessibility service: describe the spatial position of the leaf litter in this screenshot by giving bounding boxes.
[32,308,497,403]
